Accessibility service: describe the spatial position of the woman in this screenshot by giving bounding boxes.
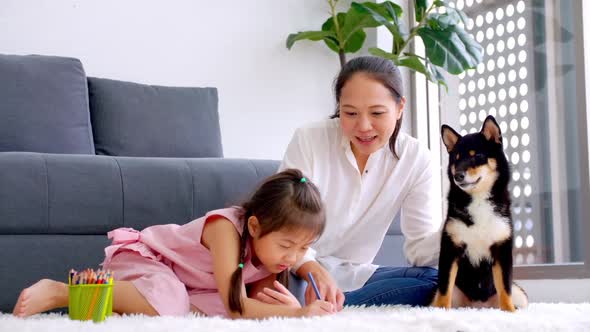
[276,56,441,309]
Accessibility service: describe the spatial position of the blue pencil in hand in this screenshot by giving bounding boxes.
[307,272,322,300]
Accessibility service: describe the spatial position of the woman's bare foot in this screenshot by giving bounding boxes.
[12,279,68,317]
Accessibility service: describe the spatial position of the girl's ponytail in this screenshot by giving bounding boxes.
[228,220,249,314]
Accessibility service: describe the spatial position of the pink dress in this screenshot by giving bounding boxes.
[102,207,271,317]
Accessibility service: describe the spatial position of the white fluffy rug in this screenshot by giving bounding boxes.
[2,303,589,332]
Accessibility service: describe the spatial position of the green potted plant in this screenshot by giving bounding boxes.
[286,0,483,88]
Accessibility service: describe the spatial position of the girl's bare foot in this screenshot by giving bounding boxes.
[12,279,68,317]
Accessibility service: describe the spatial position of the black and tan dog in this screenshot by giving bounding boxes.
[432,115,528,311]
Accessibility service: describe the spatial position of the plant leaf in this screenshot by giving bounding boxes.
[321,13,367,53]
[368,48,450,89]
[350,2,402,27]
[415,0,428,22]
[344,30,367,53]
[396,55,429,76]
[341,3,383,40]
[368,47,398,60]
[427,62,448,90]
[351,1,406,53]
[385,1,408,38]
[321,14,348,52]
[368,49,427,76]
[417,24,483,74]
[286,30,338,50]
[427,12,461,30]
[445,7,470,27]
[427,3,469,29]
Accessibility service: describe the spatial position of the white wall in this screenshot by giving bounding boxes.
[0,0,372,160]
[517,279,590,303]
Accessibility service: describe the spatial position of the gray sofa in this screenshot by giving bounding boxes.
[0,53,405,313]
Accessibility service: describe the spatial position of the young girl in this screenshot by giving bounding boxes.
[13,169,334,319]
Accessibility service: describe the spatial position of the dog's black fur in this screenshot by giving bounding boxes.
[432,115,527,311]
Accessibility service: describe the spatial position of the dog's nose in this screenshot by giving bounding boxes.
[454,172,465,182]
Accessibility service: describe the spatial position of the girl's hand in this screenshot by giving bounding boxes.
[298,262,345,310]
[255,280,301,309]
[297,300,335,317]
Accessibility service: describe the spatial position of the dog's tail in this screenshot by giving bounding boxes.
[512,282,529,309]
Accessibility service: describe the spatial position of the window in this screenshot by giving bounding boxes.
[428,0,589,278]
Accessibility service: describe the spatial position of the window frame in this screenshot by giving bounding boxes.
[514,0,590,280]
[392,0,590,279]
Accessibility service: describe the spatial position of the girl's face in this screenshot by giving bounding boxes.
[339,73,405,158]
[248,217,315,274]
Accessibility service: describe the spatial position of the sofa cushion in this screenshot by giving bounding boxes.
[0,152,123,234]
[0,54,95,154]
[88,77,223,158]
[0,152,279,234]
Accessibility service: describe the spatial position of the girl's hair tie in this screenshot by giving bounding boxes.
[300,177,307,183]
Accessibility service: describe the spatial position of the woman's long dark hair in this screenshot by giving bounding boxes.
[331,56,405,159]
[228,168,326,314]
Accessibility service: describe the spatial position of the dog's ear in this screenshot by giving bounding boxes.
[441,125,461,152]
[481,115,502,144]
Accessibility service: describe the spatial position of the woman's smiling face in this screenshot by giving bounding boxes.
[339,73,405,158]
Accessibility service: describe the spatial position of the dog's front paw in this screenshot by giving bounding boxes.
[499,296,516,312]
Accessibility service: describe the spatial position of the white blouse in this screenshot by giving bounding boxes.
[279,119,442,292]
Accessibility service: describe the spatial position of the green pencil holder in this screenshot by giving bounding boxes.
[68,283,113,322]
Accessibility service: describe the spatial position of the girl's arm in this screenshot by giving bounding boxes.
[202,217,332,319]
[295,261,344,310]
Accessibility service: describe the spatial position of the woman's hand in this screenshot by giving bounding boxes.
[297,261,345,311]
[255,280,301,309]
[297,300,335,317]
